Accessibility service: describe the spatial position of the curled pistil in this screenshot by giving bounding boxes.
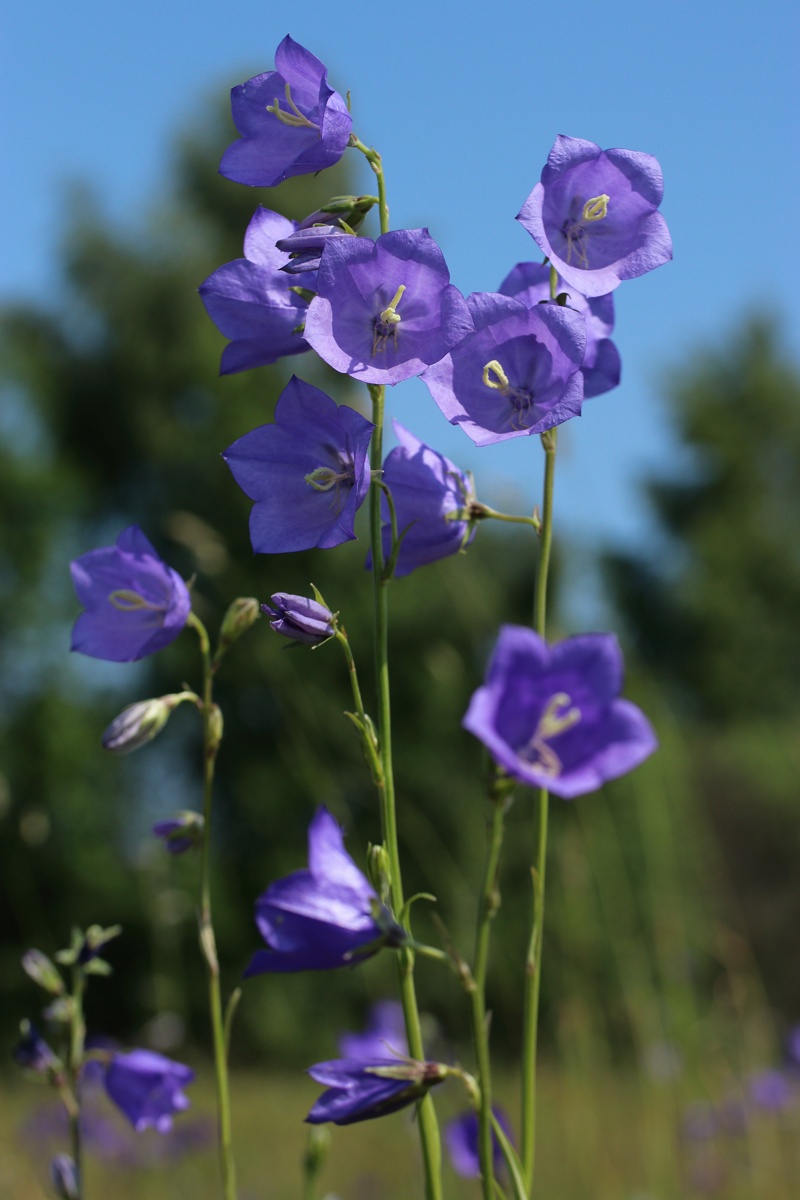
[521,692,582,778]
[482,359,535,429]
[372,285,407,355]
[266,83,320,132]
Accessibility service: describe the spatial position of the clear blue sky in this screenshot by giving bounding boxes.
[4,0,799,572]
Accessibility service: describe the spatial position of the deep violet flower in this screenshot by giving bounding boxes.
[103,1050,194,1133]
[517,135,672,297]
[422,292,585,446]
[306,1057,446,1125]
[219,36,352,188]
[223,377,374,554]
[304,228,473,385]
[152,811,204,855]
[245,806,405,976]
[463,627,657,799]
[445,1107,513,1178]
[262,593,336,645]
[498,261,620,398]
[338,1001,408,1060]
[367,421,476,576]
[70,527,190,663]
[199,207,311,375]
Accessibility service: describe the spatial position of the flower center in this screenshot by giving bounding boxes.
[372,285,406,355]
[561,193,610,268]
[304,462,355,513]
[482,360,535,430]
[108,589,165,614]
[518,691,581,777]
[266,83,320,132]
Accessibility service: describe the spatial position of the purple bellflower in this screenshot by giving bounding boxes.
[422,292,586,446]
[199,207,312,375]
[306,1057,446,1125]
[463,626,657,799]
[152,811,204,855]
[517,135,672,297]
[223,377,374,554]
[749,1069,794,1112]
[368,421,476,576]
[304,228,473,386]
[245,806,405,976]
[276,223,353,275]
[445,1107,514,1178]
[70,527,190,663]
[498,261,621,398]
[339,1001,408,1060]
[262,593,336,645]
[103,1049,194,1133]
[219,36,352,188]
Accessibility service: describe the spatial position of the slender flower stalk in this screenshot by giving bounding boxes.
[67,968,86,1197]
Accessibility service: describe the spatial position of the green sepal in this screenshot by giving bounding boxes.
[83,957,112,977]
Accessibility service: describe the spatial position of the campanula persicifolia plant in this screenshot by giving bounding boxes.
[16,32,672,1200]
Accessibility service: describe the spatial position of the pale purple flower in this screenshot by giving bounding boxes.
[70,527,190,663]
[517,135,672,297]
[219,36,352,188]
[749,1069,794,1111]
[304,229,473,385]
[245,807,405,976]
[338,1001,408,1060]
[199,207,311,375]
[306,1057,445,1125]
[445,1107,513,1178]
[422,292,585,446]
[103,1050,194,1133]
[277,223,353,275]
[262,593,336,644]
[223,377,373,554]
[463,627,657,798]
[49,1156,79,1200]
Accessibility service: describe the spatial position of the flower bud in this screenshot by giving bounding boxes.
[13,1020,59,1073]
[152,811,204,855]
[262,593,335,646]
[50,1155,80,1199]
[21,948,64,996]
[215,597,261,659]
[207,703,224,755]
[366,843,392,903]
[101,698,173,754]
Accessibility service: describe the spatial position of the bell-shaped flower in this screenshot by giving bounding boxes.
[262,593,336,645]
[103,1049,194,1133]
[517,135,672,297]
[463,626,657,798]
[70,527,190,663]
[219,36,352,188]
[223,377,374,554]
[245,806,405,976]
[338,1001,408,1060]
[304,228,473,385]
[199,207,312,375]
[498,262,620,398]
[422,293,585,446]
[306,1057,446,1125]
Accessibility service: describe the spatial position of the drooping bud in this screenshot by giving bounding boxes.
[50,1155,80,1200]
[262,593,336,646]
[366,843,392,903]
[101,697,175,754]
[21,948,64,996]
[215,597,261,663]
[298,195,377,231]
[207,704,224,756]
[152,811,204,855]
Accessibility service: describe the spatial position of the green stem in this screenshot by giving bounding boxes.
[349,136,389,234]
[69,967,86,1196]
[188,610,237,1200]
[472,504,541,531]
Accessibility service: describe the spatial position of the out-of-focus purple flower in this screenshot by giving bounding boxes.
[306,1057,446,1125]
[199,207,312,375]
[366,421,476,576]
[219,36,352,188]
[682,1101,718,1142]
[748,1069,794,1111]
[262,593,336,645]
[13,1023,58,1074]
[422,292,585,446]
[338,1001,408,1060]
[444,1107,513,1178]
[786,1025,800,1070]
[103,1050,194,1133]
[304,229,473,386]
[277,223,353,275]
[245,807,405,976]
[152,811,204,855]
[517,135,672,297]
[50,1155,79,1199]
[463,627,657,799]
[223,377,374,554]
[498,261,620,398]
[70,527,190,663]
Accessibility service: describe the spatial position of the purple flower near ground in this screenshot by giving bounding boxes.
[49,1156,79,1199]
[749,1069,794,1111]
[367,421,476,576]
[445,1107,513,1178]
[219,36,352,188]
[276,223,353,275]
[223,377,374,554]
[245,807,405,976]
[262,593,336,645]
[463,627,657,799]
[152,811,204,855]
[339,1001,408,1060]
[517,135,672,297]
[199,207,312,375]
[498,261,621,398]
[103,1050,194,1133]
[422,292,586,446]
[305,1057,446,1125]
[70,527,190,663]
[304,229,473,385]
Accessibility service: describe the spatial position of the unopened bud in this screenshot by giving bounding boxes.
[21,949,64,996]
[206,704,224,756]
[366,843,392,902]
[50,1155,80,1200]
[101,698,172,754]
[216,597,261,660]
[152,810,204,855]
[76,923,122,966]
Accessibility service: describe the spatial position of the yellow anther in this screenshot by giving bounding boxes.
[379,284,406,328]
[266,83,319,131]
[582,194,610,223]
[520,691,582,778]
[108,589,163,613]
[482,360,511,391]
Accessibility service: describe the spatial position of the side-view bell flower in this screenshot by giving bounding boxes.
[70,526,190,663]
[463,626,657,798]
[306,1057,447,1125]
[219,35,352,188]
[103,1049,194,1133]
[245,806,405,975]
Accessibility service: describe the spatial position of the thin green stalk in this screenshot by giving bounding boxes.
[69,967,86,1196]
[471,504,541,531]
[188,610,237,1200]
[349,135,389,233]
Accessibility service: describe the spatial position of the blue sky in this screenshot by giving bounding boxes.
[4,0,799,566]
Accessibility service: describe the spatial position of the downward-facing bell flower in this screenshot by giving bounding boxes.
[70,527,190,662]
[219,36,352,188]
[517,135,672,297]
[306,1057,447,1125]
[223,377,374,554]
[103,1050,194,1133]
[245,806,405,975]
[463,627,657,798]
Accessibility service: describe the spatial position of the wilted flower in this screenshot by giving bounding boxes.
[338,1001,408,1060]
[219,36,352,188]
[70,526,190,663]
[306,1057,446,1125]
[245,806,405,976]
[262,593,336,645]
[103,1049,194,1133]
[444,1107,513,1178]
[152,811,204,855]
[463,626,657,798]
[304,229,473,385]
[517,135,672,297]
[223,377,374,554]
